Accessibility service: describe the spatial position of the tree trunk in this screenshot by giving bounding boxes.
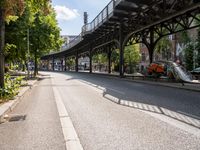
[0,8,5,88]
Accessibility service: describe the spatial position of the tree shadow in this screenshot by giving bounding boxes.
[67,72,200,129]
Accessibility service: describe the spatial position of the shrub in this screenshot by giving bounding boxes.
[0,74,24,102]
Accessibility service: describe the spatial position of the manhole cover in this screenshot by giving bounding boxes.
[5,114,27,122]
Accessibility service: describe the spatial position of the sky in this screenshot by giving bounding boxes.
[52,0,110,36]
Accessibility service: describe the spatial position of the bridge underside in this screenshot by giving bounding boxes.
[41,0,200,76]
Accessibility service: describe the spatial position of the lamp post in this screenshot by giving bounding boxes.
[27,28,30,79]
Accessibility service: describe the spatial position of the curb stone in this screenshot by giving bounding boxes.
[76,72,200,92]
[120,78,200,92]
[0,80,38,123]
[63,71,200,92]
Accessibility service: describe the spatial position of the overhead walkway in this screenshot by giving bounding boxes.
[41,0,200,76]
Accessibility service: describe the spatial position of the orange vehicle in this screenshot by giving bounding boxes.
[147,61,166,75]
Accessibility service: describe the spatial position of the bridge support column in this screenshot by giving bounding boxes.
[52,57,55,71]
[89,48,92,73]
[148,30,155,64]
[119,23,125,77]
[47,59,50,71]
[64,56,67,71]
[143,29,156,64]
[61,58,63,71]
[108,46,111,74]
[75,51,78,72]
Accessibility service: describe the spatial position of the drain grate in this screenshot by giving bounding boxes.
[6,114,27,122]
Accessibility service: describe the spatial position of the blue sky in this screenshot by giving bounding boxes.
[52,0,110,35]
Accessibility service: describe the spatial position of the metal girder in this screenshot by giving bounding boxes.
[126,0,195,33]
[126,7,200,46]
[41,0,200,70]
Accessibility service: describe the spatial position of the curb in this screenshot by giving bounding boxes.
[75,72,200,93]
[0,80,38,123]
[121,78,200,93]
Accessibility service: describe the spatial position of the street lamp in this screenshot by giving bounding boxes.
[27,28,30,79]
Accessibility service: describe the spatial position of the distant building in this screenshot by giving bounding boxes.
[60,35,78,50]
[139,27,198,70]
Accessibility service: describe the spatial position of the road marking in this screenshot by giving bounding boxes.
[78,79,125,95]
[103,91,200,137]
[141,110,200,137]
[104,94,120,103]
[106,87,125,95]
[53,87,84,150]
[177,111,200,120]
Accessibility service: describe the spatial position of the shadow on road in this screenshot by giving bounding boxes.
[61,72,200,129]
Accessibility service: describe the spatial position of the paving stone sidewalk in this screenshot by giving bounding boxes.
[0,79,38,123]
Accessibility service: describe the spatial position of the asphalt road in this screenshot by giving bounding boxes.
[49,72,200,150]
[0,71,200,150]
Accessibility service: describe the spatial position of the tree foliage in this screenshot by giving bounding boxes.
[195,28,200,68]
[180,31,194,70]
[184,42,194,71]
[155,36,172,55]
[4,0,62,76]
[0,0,26,88]
[124,44,141,73]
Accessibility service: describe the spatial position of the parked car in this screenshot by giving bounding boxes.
[190,67,200,75]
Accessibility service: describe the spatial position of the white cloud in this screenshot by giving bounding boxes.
[54,5,80,21]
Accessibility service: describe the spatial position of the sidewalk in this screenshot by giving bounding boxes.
[0,79,38,123]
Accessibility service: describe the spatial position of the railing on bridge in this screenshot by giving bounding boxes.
[59,0,122,52]
[52,0,200,54]
[82,0,122,35]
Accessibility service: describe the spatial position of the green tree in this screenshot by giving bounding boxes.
[184,42,194,70]
[29,10,62,76]
[5,3,32,70]
[4,1,62,77]
[124,44,141,74]
[180,31,195,70]
[92,53,107,71]
[0,0,25,88]
[66,57,75,70]
[155,36,172,60]
[111,49,119,72]
[195,30,200,67]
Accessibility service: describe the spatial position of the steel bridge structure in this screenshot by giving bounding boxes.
[41,0,200,77]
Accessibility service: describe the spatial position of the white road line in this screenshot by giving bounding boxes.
[106,87,125,95]
[53,87,84,150]
[177,111,200,120]
[104,91,200,136]
[141,109,200,137]
[78,79,125,95]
